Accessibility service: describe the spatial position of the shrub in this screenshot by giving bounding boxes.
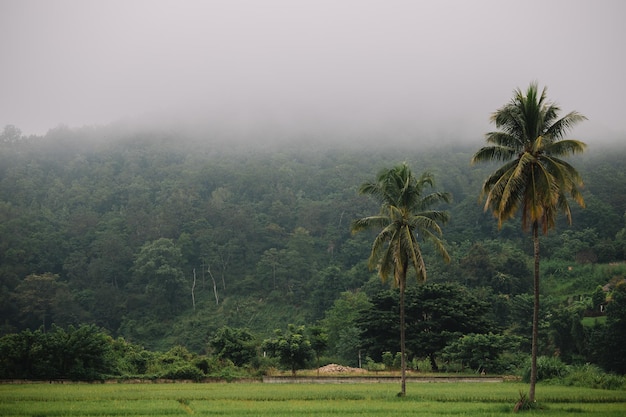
[442,333,522,374]
[562,363,625,390]
[161,364,205,381]
[381,351,394,370]
[365,356,385,372]
[522,356,569,383]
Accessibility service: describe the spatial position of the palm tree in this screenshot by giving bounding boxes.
[351,163,450,396]
[471,83,586,402]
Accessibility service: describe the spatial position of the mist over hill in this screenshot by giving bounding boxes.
[1,123,624,349]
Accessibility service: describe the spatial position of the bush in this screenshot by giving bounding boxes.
[522,358,625,390]
[365,356,385,372]
[161,364,205,381]
[381,352,395,370]
[562,363,625,390]
[522,356,569,383]
[442,333,522,374]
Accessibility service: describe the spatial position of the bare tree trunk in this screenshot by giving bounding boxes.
[191,268,196,310]
[207,264,219,305]
[219,252,231,290]
[529,222,540,402]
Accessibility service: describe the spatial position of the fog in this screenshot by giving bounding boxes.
[1,0,624,143]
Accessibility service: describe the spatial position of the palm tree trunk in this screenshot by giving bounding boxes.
[399,279,407,397]
[529,222,540,402]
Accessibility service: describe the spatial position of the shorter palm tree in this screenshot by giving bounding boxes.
[351,163,450,396]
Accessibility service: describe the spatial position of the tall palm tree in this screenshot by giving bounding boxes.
[351,163,450,396]
[471,83,586,402]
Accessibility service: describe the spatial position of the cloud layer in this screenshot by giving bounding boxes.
[1,0,624,141]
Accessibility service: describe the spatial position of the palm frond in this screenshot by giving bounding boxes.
[352,163,450,287]
[418,191,452,210]
[545,112,587,140]
[415,171,435,188]
[542,156,585,208]
[350,216,389,234]
[401,226,426,282]
[420,228,451,263]
[411,214,445,237]
[485,131,522,148]
[497,153,533,220]
[555,191,574,225]
[471,145,516,164]
[544,139,587,158]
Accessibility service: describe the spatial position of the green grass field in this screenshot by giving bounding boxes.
[1,381,626,416]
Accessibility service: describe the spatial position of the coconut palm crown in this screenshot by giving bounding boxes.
[472,82,587,233]
[352,163,450,285]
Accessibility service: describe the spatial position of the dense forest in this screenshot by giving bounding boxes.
[1,123,625,378]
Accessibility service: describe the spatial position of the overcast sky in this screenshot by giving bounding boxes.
[1,0,624,142]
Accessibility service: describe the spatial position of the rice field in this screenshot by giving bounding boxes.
[1,381,626,416]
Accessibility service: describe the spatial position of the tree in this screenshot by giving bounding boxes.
[459,243,496,288]
[471,82,587,401]
[308,325,328,375]
[0,125,23,144]
[0,324,114,380]
[351,163,450,396]
[360,283,493,371]
[209,326,257,367]
[321,290,371,366]
[262,324,314,376]
[12,273,86,331]
[441,332,522,374]
[130,238,186,316]
[602,282,626,374]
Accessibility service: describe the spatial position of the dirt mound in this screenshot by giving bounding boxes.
[317,364,367,374]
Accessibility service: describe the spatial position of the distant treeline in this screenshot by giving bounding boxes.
[0,124,624,371]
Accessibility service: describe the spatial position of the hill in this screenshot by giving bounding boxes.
[0,124,624,352]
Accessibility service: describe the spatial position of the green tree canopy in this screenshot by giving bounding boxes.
[360,283,494,371]
[209,326,257,367]
[262,324,314,376]
[130,238,186,316]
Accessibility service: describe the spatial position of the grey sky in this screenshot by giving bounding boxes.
[1,0,624,141]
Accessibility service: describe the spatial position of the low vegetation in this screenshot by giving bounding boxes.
[2,382,626,417]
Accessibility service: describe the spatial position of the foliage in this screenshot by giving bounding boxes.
[308,325,328,370]
[560,364,625,390]
[513,391,541,413]
[471,83,587,232]
[521,360,626,391]
[360,283,494,371]
[522,356,569,383]
[458,241,532,294]
[601,282,626,373]
[441,332,522,374]
[262,324,314,375]
[0,324,115,380]
[160,363,205,381]
[209,326,258,367]
[11,273,87,331]
[130,238,186,317]
[321,290,371,365]
[0,122,623,369]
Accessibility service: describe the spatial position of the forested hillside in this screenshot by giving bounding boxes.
[1,124,624,367]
